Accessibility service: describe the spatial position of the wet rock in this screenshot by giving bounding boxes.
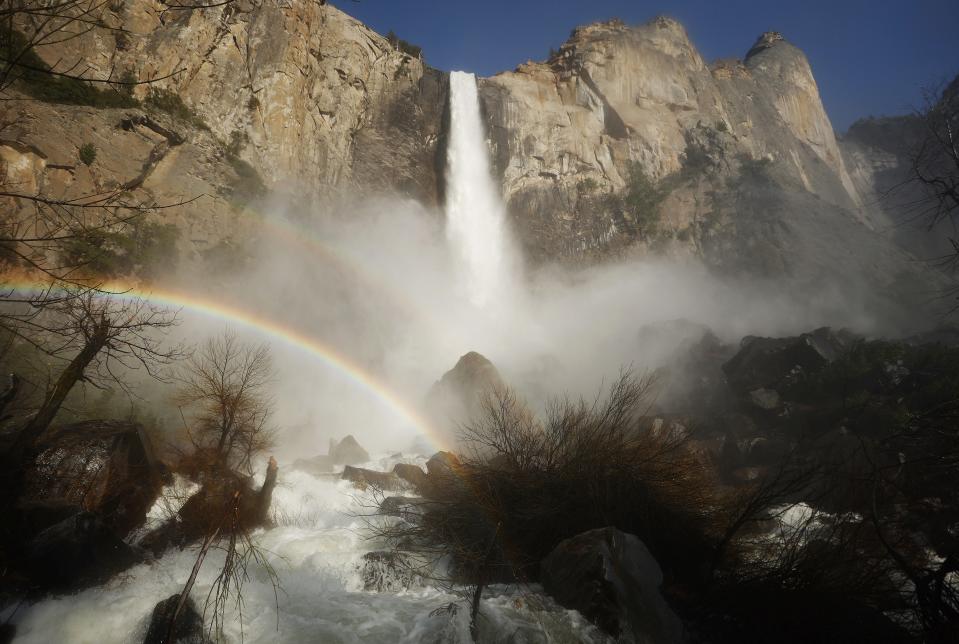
[142,593,207,644]
[329,435,370,465]
[25,511,143,590]
[425,451,461,478]
[358,551,417,592]
[0,624,14,644]
[341,465,404,491]
[540,527,684,643]
[392,463,428,491]
[24,419,162,537]
[379,496,428,522]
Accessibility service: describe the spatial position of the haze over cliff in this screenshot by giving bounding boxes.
[0,0,947,331]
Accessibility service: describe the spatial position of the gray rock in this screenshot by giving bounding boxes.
[142,593,207,644]
[540,527,685,643]
[392,462,429,491]
[330,435,370,465]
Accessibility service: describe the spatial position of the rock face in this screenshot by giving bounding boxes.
[540,527,685,643]
[4,1,446,276]
[477,19,938,321]
[5,5,944,324]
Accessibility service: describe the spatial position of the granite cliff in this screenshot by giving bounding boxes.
[1,2,944,317]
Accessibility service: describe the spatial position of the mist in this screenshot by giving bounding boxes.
[145,182,905,460]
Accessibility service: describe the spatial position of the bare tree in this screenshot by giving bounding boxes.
[176,330,275,477]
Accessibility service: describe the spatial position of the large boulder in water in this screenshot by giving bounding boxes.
[392,462,429,491]
[22,419,162,537]
[329,435,370,465]
[142,593,207,644]
[540,527,685,643]
[25,511,143,590]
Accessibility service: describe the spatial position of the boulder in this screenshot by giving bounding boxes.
[358,551,417,592]
[341,465,404,491]
[540,527,684,643]
[23,419,162,537]
[425,451,461,478]
[425,352,505,444]
[329,435,370,465]
[379,496,429,522]
[25,511,143,590]
[142,593,206,644]
[722,327,854,395]
[392,463,429,491]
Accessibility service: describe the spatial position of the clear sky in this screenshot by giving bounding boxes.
[332,0,959,133]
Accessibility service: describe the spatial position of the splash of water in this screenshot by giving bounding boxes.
[444,71,516,309]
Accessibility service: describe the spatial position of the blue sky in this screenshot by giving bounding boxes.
[333,0,959,133]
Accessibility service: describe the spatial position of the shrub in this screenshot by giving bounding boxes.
[2,29,138,108]
[385,30,422,59]
[622,162,666,234]
[60,220,180,278]
[78,143,96,166]
[223,131,267,203]
[145,88,209,130]
[576,177,599,194]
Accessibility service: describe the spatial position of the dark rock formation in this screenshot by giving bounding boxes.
[425,451,462,479]
[142,593,207,644]
[392,463,429,491]
[329,435,371,465]
[540,527,684,643]
[23,419,162,537]
[722,327,853,396]
[25,511,143,590]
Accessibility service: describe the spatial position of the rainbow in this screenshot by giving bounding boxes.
[0,278,446,449]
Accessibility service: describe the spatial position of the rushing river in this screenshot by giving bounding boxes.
[6,453,607,643]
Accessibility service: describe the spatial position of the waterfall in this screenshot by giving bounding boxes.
[444,71,514,308]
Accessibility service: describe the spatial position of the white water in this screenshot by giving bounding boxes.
[444,71,517,309]
[5,455,607,643]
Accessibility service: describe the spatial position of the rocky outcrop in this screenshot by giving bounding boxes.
[329,434,370,465]
[4,1,447,277]
[425,351,505,443]
[477,19,938,321]
[540,527,685,643]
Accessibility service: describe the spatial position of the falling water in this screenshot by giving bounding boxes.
[444,71,515,309]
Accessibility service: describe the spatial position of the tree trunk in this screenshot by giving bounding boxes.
[256,456,278,524]
[2,317,110,473]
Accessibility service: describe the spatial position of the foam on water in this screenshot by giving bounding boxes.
[6,456,606,643]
